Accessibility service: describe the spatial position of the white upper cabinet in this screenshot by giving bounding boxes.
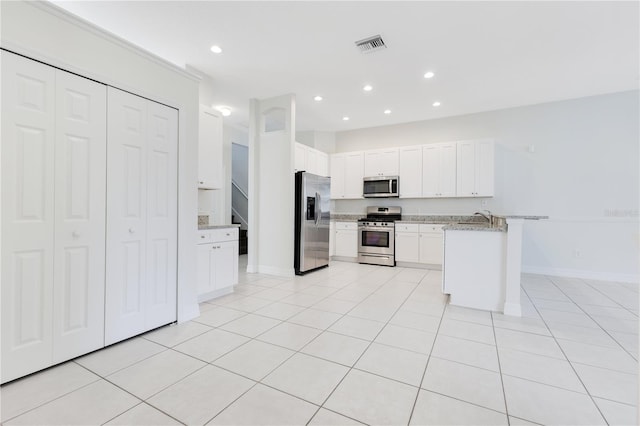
[422,142,457,198]
[399,146,423,198]
[294,142,329,176]
[330,152,364,199]
[198,106,223,189]
[364,148,399,177]
[344,152,365,198]
[456,139,494,197]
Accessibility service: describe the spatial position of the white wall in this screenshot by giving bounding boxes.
[248,95,296,276]
[334,91,639,282]
[295,130,336,153]
[1,1,202,321]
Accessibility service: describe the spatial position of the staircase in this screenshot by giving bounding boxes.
[232,215,248,255]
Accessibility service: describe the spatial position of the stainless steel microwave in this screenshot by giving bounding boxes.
[363,176,399,198]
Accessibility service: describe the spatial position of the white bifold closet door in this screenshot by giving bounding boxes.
[1,51,107,383]
[105,87,178,346]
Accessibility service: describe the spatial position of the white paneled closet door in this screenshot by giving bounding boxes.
[1,51,56,383]
[52,70,107,362]
[145,101,178,330]
[105,87,177,345]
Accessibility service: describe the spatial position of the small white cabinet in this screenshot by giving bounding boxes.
[198,106,223,189]
[422,143,457,198]
[197,227,239,302]
[294,142,329,176]
[364,148,399,177]
[456,139,494,197]
[395,224,420,263]
[333,222,358,258]
[399,146,423,198]
[394,222,444,267]
[330,152,364,199]
[419,224,445,265]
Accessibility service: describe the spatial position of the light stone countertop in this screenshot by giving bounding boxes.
[198,224,241,230]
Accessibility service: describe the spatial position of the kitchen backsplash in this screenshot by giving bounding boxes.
[198,214,210,226]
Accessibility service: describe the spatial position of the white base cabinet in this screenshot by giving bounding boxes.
[333,222,358,258]
[197,228,239,302]
[395,223,444,267]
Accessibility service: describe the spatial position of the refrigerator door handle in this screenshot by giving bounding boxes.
[315,192,321,226]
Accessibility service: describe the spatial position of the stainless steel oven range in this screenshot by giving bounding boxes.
[357,206,401,267]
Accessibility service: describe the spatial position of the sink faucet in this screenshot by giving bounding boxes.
[473,210,493,226]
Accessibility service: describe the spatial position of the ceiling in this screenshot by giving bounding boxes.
[51,1,639,133]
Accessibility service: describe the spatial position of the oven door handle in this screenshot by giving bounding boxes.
[358,225,395,232]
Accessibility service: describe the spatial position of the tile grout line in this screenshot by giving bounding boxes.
[545,276,639,361]
[522,285,611,424]
[491,311,512,425]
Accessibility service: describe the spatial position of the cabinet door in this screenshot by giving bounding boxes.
[105,87,148,345]
[213,241,238,291]
[1,51,56,383]
[317,152,329,176]
[379,149,399,176]
[422,145,441,197]
[198,107,222,189]
[456,141,476,197]
[439,143,457,197]
[52,70,107,362]
[364,151,381,176]
[294,143,306,172]
[330,154,345,199]
[395,232,419,263]
[306,148,319,175]
[420,233,443,265]
[344,152,364,199]
[196,243,214,296]
[474,140,494,197]
[334,230,357,257]
[399,147,422,198]
[145,102,178,330]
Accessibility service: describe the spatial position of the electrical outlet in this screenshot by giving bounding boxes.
[573,249,582,258]
[481,199,487,207]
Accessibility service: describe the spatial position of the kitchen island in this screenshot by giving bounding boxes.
[442,215,547,317]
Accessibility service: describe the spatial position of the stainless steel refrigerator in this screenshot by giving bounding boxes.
[294,171,331,275]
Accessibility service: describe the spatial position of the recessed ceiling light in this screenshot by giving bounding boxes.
[384,109,391,115]
[216,106,232,116]
[314,95,323,101]
[363,85,373,92]
[342,116,350,121]
[432,101,441,107]
[423,71,435,79]
[210,45,222,54]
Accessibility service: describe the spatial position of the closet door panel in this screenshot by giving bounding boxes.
[145,102,178,329]
[105,87,148,345]
[52,70,107,362]
[1,51,56,383]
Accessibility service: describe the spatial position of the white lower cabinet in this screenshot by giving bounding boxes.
[197,228,239,302]
[333,222,358,258]
[395,224,420,263]
[419,224,445,265]
[1,51,107,383]
[394,223,444,267]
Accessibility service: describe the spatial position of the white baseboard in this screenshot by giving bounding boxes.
[257,265,295,278]
[522,265,639,284]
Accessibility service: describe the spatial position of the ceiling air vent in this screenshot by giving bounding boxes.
[355,35,387,54]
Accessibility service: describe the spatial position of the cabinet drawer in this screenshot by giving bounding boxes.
[335,221,358,231]
[197,227,238,244]
[419,224,444,233]
[395,223,419,233]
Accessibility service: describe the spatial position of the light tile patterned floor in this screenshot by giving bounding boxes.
[1,258,638,425]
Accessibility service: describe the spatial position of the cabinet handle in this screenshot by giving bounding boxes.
[128,227,135,234]
[72,231,80,238]
[200,235,206,239]
[199,181,204,185]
